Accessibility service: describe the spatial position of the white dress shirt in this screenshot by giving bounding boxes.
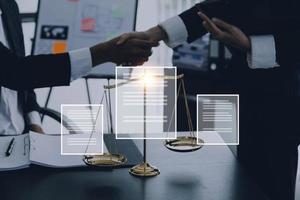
[159,16,277,69]
[0,9,93,135]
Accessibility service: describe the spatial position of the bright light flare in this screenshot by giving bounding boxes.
[140,71,156,88]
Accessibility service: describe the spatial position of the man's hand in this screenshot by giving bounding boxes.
[198,12,251,52]
[29,124,44,134]
[117,26,168,47]
[90,34,159,66]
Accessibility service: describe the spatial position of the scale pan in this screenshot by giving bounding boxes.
[83,153,127,167]
[164,136,204,152]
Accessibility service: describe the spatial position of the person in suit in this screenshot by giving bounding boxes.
[0,0,157,136]
[195,13,300,200]
[0,0,44,135]
[117,1,300,199]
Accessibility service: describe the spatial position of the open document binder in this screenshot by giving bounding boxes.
[0,132,142,171]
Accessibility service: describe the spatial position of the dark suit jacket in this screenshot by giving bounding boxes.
[178,1,300,169]
[0,0,71,131]
[178,0,300,96]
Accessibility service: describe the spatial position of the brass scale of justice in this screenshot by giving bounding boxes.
[83,72,205,177]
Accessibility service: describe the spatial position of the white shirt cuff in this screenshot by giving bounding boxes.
[247,35,278,69]
[159,16,188,48]
[27,111,42,126]
[69,48,93,81]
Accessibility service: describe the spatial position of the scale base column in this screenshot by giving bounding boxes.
[129,162,160,177]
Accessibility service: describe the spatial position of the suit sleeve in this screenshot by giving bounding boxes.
[178,2,208,43]
[159,0,232,47]
[0,42,71,90]
[179,0,232,43]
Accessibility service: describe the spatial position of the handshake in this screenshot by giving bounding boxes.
[90,26,168,66]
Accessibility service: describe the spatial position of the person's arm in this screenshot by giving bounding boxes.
[19,47,102,134]
[117,1,220,47]
[23,90,44,133]
[0,42,71,90]
[119,0,300,69]
[196,12,298,69]
[158,10,278,70]
[157,0,232,48]
[0,35,156,90]
[196,13,278,69]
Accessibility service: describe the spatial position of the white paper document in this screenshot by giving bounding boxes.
[197,95,239,145]
[61,104,104,155]
[116,67,177,139]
